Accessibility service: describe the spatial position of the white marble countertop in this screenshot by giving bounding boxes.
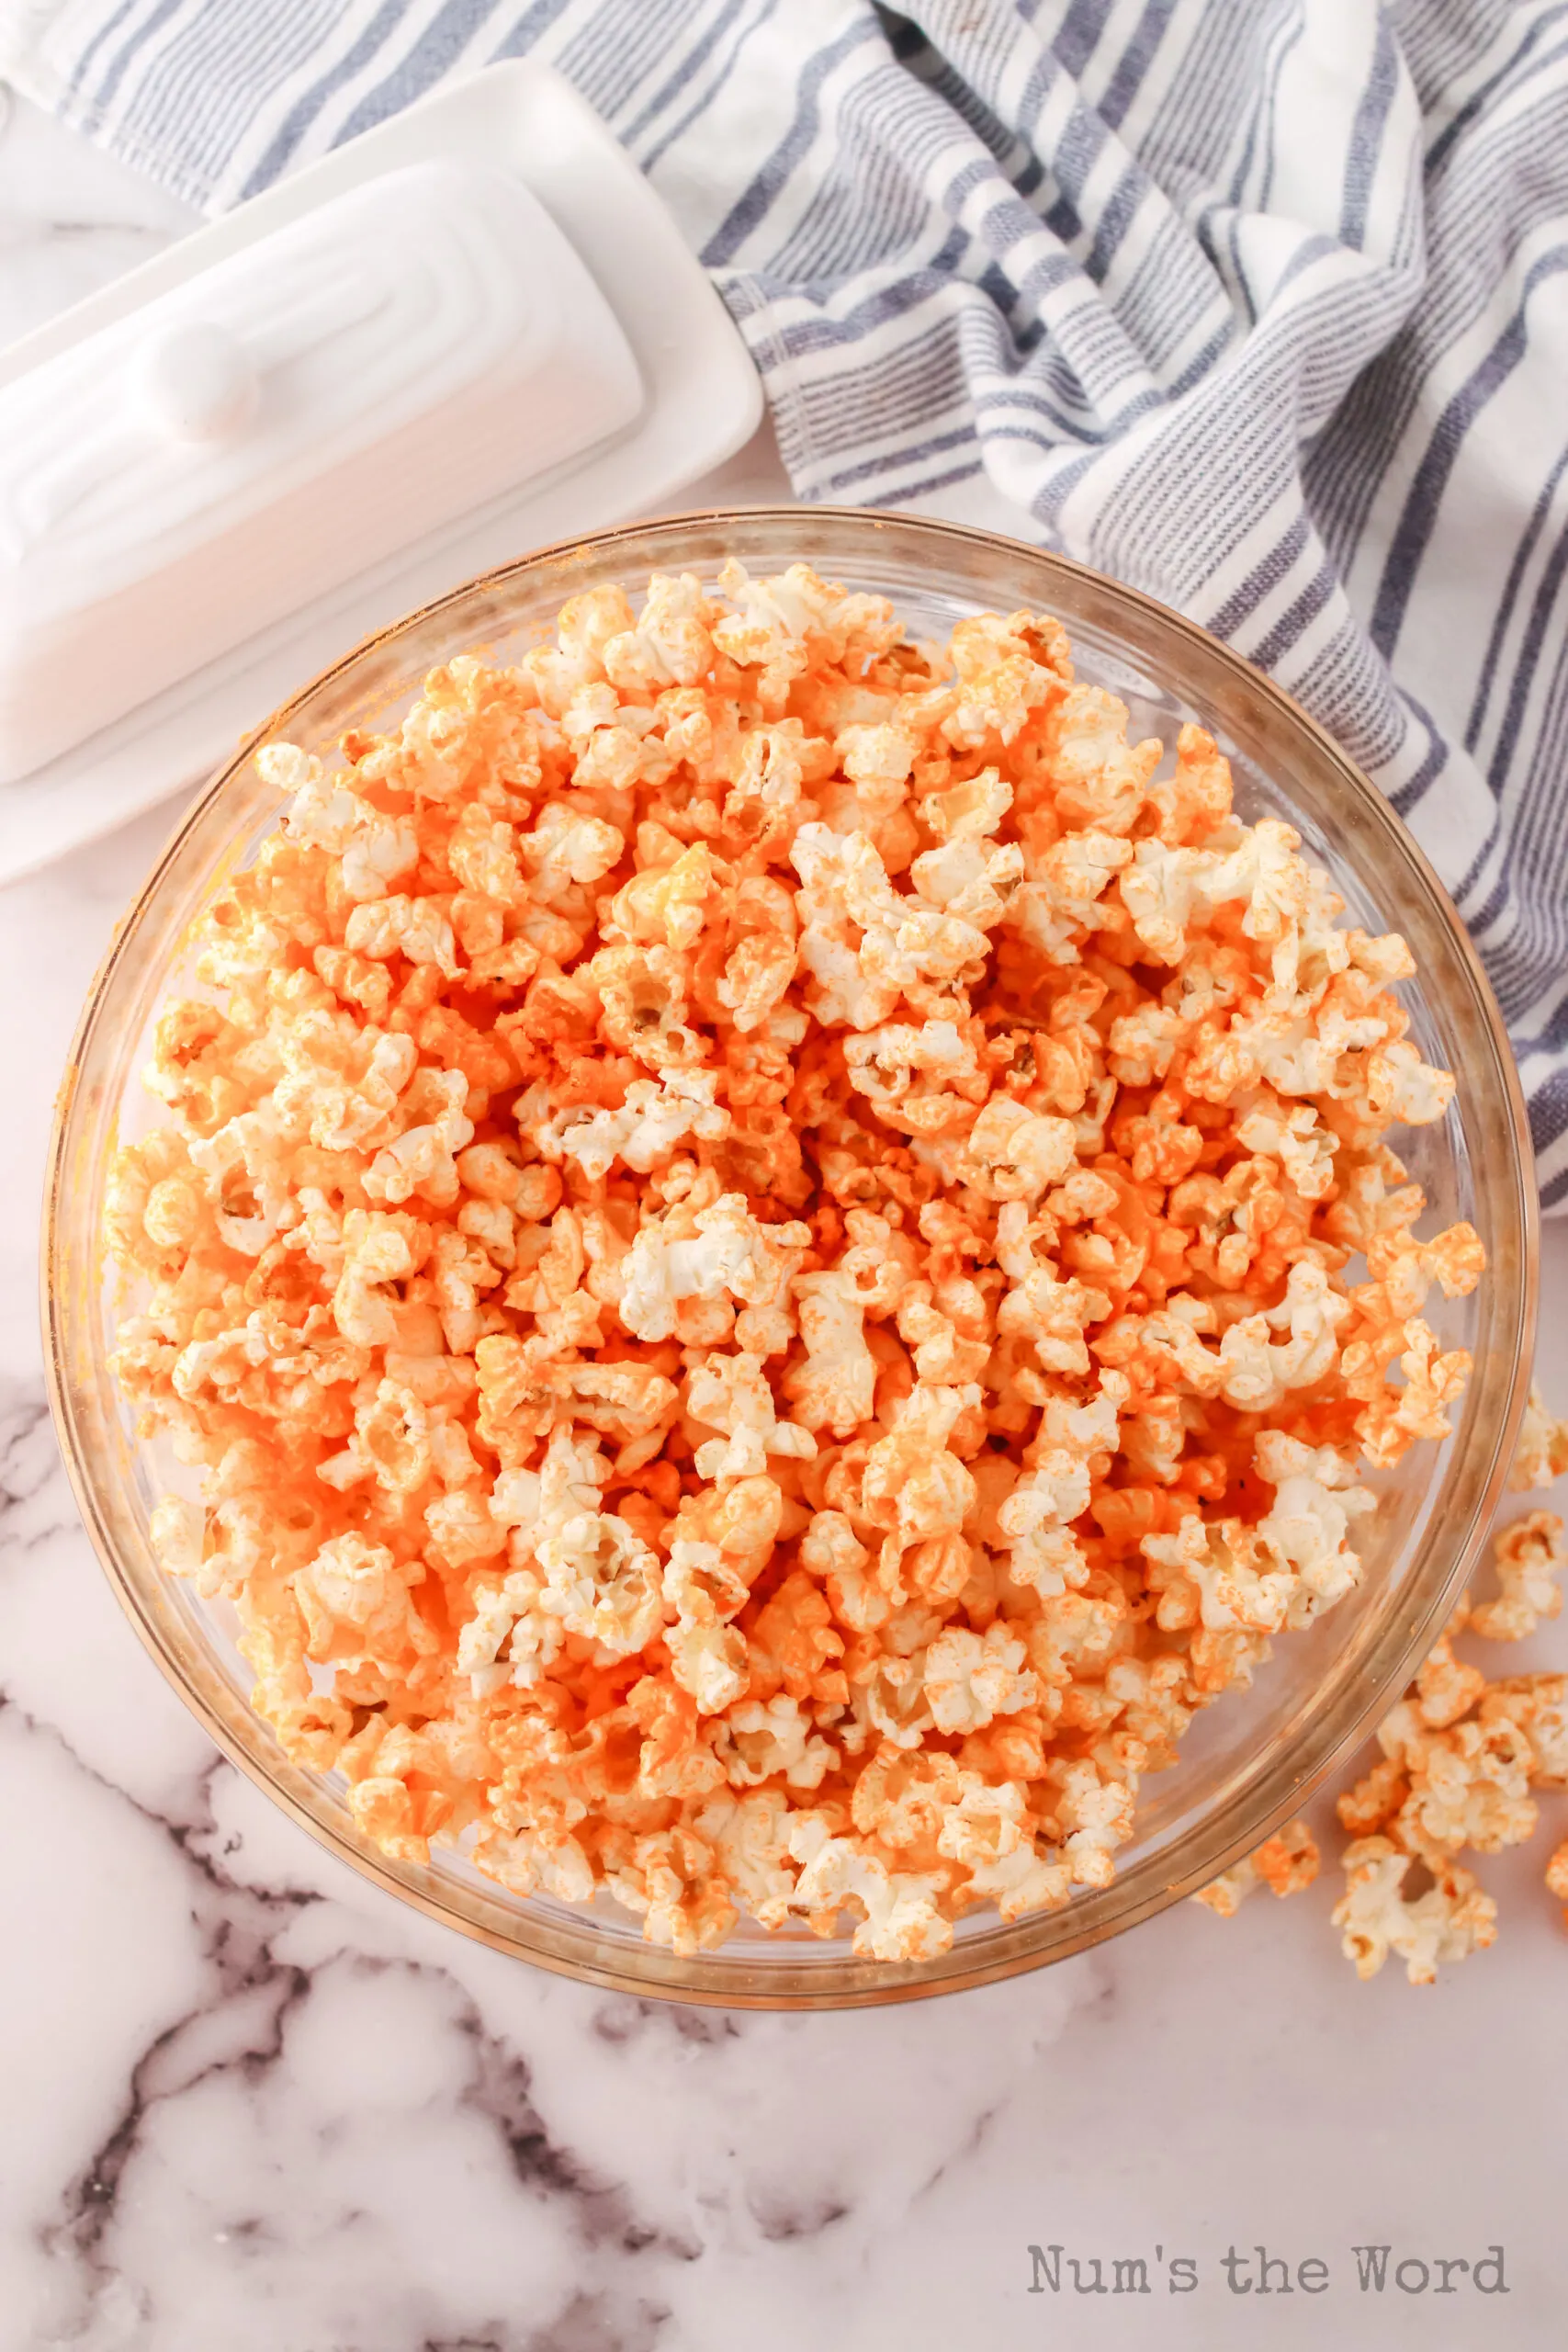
[4,87,1567,2352]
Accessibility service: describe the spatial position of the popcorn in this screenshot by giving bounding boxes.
[1547,1838,1568,1922]
[1477,1675,1568,1789]
[715,1694,835,1792]
[957,1096,1077,1200]
[1194,1820,1319,1917]
[1382,1705,1539,1866]
[784,1272,877,1436]
[936,1779,1072,1922]
[107,567,1476,1959]
[619,1188,808,1343]
[785,1814,950,1962]
[1325,1533,1568,1987]
[1510,1383,1568,1492]
[1469,1510,1566,1641]
[694,1788,797,1928]
[1040,1757,1137,1889]
[687,1350,816,1482]
[923,1623,1038,1734]
[557,1069,729,1182]
[292,1532,434,1668]
[1252,1432,1374,1627]
[1332,1838,1497,1984]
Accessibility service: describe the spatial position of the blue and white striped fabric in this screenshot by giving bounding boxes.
[5,0,1566,1198]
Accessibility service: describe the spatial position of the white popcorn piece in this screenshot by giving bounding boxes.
[694,1788,799,1928]
[1143,1514,1294,1638]
[1006,831,1134,965]
[1044,1758,1137,1889]
[923,1623,1038,1734]
[472,1825,595,1906]
[687,1350,816,1482]
[520,800,626,901]
[1233,1089,1338,1200]
[1509,1383,1568,1492]
[909,831,1023,928]
[556,1069,730,1182]
[843,1021,988,1150]
[535,1506,662,1663]
[716,1695,835,1792]
[363,1069,475,1209]
[958,1097,1077,1201]
[1253,1431,1374,1627]
[1333,1837,1496,1984]
[1213,1261,1352,1413]
[1479,1676,1568,1791]
[602,572,716,695]
[668,1618,750,1714]
[344,892,459,976]
[790,823,989,1030]
[1470,1511,1566,1642]
[785,1814,951,1962]
[1366,1039,1457,1128]
[943,609,1065,748]
[619,1192,807,1343]
[934,1776,1072,1922]
[149,1494,205,1576]
[784,1271,878,1436]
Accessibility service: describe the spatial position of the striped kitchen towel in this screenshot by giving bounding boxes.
[4,0,1565,1199]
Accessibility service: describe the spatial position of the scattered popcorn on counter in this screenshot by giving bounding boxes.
[1323,1450,1568,1981]
[1511,1384,1568,1492]
[1332,1838,1497,1986]
[104,564,1481,1962]
[1546,1838,1568,1923]
[1193,1818,1319,1916]
[1469,1510,1566,1642]
[1189,1385,1568,1984]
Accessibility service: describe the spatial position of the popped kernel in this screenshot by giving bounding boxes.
[1469,1510,1566,1642]
[1546,1838,1568,1923]
[1332,1837,1497,1985]
[1194,1819,1320,1917]
[1510,1383,1568,1492]
[105,566,1477,1962]
[1328,1568,1568,1984]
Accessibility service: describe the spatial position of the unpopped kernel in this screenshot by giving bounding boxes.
[106,565,1477,1962]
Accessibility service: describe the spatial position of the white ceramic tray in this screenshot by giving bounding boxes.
[0,61,764,885]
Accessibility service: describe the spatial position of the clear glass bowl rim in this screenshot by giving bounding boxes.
[42,504,1538,2008]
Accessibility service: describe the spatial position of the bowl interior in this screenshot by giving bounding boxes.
[45,508,1536,2005]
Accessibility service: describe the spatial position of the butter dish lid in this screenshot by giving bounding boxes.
[0,157,642,783]
[0,61,764,880]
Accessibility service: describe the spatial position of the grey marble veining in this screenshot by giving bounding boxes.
[2,84,1567,2352]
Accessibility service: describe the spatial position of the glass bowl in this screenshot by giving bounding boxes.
[43,507,1537,2007]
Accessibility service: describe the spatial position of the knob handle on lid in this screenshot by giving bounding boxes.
[136,321,260,443]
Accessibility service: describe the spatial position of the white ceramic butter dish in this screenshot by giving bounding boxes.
[0,61,765,881]
[0,158,642,782]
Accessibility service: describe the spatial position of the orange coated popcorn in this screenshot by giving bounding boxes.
[1193,1817,1320,1916]
[1329,1589,1568,1981]
[1546,1838,1568,1923]
[104,564,1478,1962]
[1469,1510,1566,1642]
[1510,1383,1568,1492]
